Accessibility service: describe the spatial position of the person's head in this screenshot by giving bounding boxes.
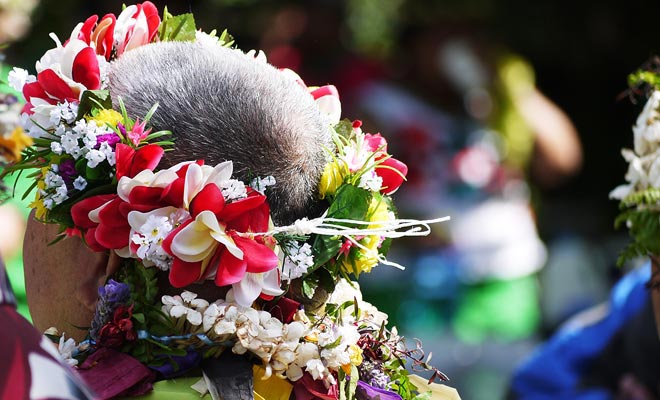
[24,40,333,339]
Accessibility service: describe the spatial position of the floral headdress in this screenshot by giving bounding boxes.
[3,3,455,399]
[611,58,660,265]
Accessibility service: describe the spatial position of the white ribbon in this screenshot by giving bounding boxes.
[247,212,450,270]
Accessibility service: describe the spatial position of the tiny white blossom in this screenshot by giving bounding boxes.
[73,176,88,191]
[221,179,248,201]
[282,242,314,281]
[85,149,106,168]
[50,141,63,155]
[99,141,116,166]
[51,184,69,205]
[58,334,79,367]
[250,176,276,194]
[7,67,35,92]
[358,170,383,192]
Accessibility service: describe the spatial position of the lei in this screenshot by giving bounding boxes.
[2,3,452,399]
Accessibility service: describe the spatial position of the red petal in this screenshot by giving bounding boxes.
[309,85,339,100]
[226,201,270,233]
[232,234,278,274]
[169,258,203,288]
[94,221,131,249]
[189,184,225,218]
[72,46,101,90]
[160,176,185,207]
[94,14,116,60]
[84,227,107,252]
[97,197,129,228]
[130,144,164,177]
[22,82,54,106]
[115,143,135,180]
[376,156,408,195]
[37,69,76,102]
[140,1,161,41]
[71,194,116,229]
[218,192,265,223]
[215,247,248,287]
[79,15,99,43]
[128,186,165,209]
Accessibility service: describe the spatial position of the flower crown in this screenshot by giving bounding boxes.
[3,3,453,399]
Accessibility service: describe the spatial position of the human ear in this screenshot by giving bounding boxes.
[23,215,113,340]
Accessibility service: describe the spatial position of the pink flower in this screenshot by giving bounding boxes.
[364,133,408,195]
[125,118,152,146]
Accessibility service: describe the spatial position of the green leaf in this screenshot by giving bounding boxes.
[309,184,372,272]
[77,90,112,119]
[159,13,196,42]
[133,313,146,324]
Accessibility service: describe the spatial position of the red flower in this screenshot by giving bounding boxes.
[115,2,161,57]
[163,187,279,289]
[115,143,164,180]
[75,14,117,60]
[97,305,136,348]
[364,133,408,195]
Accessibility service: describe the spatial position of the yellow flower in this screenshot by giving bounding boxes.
[0,126,33,162]
[87,109,123,128]
[318,160,347,199]
[367,196,392,230]
[341,344,364,374]
[29,194,47,220]
[338,196,393,276]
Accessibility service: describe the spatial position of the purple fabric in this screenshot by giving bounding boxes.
[150,350,202,379]
[78,347,155,399]
[356,380,403,400]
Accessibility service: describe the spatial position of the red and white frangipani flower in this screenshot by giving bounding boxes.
[71,13,117,60]
[73,158,281,307]
[161,172,280,306]
[114,1,160,57]
[22,37,101,130]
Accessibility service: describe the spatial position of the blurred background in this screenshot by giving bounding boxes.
[2,0,660,398]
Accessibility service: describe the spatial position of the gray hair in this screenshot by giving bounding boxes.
[107,41,333,224]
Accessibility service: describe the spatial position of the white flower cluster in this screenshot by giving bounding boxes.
[250,175,276,195]
[50,119,116,167]
[611,91,660,199]
[129,208,190,270]
[282,242,314,281]
[160,290,367,385]
[358,170,383,192]
[41,164,69,209]
[221,179,248,202]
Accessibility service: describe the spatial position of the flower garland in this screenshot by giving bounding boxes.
[2,3,455,399]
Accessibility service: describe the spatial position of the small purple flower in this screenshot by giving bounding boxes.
[59,159,77,187]
[91,279,131,340]
[95,133,121,149]
[99,279,130,304]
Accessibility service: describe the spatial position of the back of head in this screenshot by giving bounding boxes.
[107,41,332,224]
